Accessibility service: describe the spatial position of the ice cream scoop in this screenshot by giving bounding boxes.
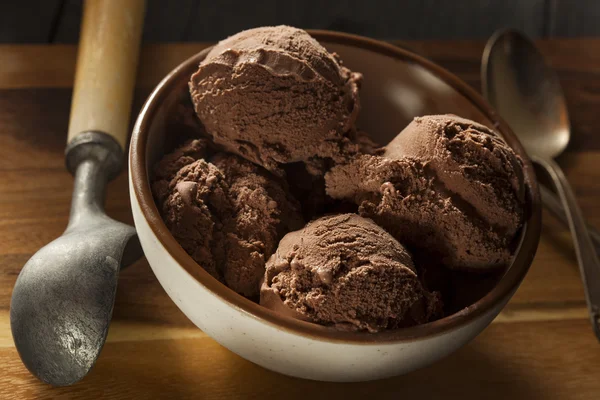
[261,214,442,332]
[152,141,303,297]
[10,0,145,386]
[326,115,525,271]
[189,25,362,175]
[386,115,524,238]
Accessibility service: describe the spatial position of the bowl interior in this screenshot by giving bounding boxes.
[337,44,492,145]
[133,32,540,342]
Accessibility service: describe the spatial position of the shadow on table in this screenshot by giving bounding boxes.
[229,341,543,400]
[23,333,544,400]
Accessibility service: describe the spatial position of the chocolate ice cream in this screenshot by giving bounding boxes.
[326,115,525,271]
[152,140,303,297]
[153,138,211,182]
[261,214,442,332]
[189,25,362,175]
[152,24,529,332]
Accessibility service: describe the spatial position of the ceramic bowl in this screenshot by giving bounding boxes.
[129,31,541,382]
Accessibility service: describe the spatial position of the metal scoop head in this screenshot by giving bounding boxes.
[10,133,142,386]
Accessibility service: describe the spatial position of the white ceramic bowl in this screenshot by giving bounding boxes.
[129,31,541,382]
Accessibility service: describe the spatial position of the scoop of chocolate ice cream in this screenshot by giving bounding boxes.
[211,153,304,295]
[386,115,524,234]
[154,158,228,280]
[261,214,442,332]
[152,141,303,297]
[153,138,211,183]
[325,115,525,271]
[189,25,362,175]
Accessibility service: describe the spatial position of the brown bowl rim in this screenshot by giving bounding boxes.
[130,29,542,344]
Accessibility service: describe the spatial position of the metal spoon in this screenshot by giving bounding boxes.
[482,29,600,340]
[10,0,146,386]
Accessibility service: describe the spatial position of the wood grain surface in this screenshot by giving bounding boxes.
[1,39,600,399]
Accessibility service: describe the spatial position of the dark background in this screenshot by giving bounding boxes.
[1,0,599,44]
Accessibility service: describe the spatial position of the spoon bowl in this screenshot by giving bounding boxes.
[482,29,570,159]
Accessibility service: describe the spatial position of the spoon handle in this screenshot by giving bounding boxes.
[540,185,600,250]
[535,156,600,340]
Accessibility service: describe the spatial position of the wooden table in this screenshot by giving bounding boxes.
[1,39,599,399]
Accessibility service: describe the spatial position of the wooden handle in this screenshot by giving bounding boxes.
[67,0,146,150]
